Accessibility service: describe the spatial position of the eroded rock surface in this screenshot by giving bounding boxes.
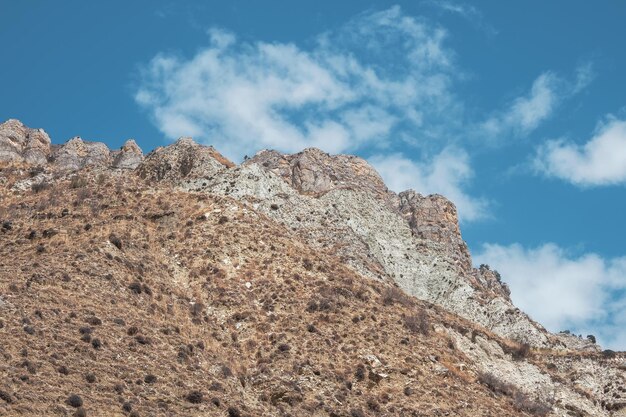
[138,137,233,182]
[0,119,51,164]
[112,139,143,169]
[52,137,111,171]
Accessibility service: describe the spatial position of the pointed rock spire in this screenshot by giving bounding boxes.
[112,139,143,169]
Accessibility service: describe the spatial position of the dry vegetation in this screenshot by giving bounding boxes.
[0,166,604,416]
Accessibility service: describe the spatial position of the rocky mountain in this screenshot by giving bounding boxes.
[0,119,624,416]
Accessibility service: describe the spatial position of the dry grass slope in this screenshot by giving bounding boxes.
[0,167,547,416]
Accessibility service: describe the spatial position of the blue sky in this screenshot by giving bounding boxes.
[2,0,626,349]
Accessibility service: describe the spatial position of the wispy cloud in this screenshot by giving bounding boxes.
[423,0,496,35]
[135,6,460,161]
[534,116,626,186]
[369,148,488,222]
[477,66,594,143]
[474,243,626,350]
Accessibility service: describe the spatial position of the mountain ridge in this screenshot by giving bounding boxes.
[1,118,624,416]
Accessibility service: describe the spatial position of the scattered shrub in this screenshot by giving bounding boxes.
[478,372,515,396]
[221,365,233,378]
[587,334,597,344]
[277,343,291,352]
[354,364,366,381]
[602,349,616,359]
[506,341,531,361]
[350,409,365,417]
[135,335,150,345]
[91,338,102,349]
[23,325,35,335]
[58,365,70,375]
[144,374,157,384]
[70,176,88,189]
[109,234,122,250]
[403,311,430,336]
[86,317,102,326]
[218,216,228,225]
[31,182,51,193]
[74,407,87,417]
[270,204,279,210]
[302,259,313,271]
[122,402,133,412]
[381,287,411,306]
[227,407,241,417]
[0,389,13,403]
[513,391,552,416]
[85,373,96,383]
[127,326,139,336]
[67,394,83,408]
[185,390,203,404]
[128,282,142,294]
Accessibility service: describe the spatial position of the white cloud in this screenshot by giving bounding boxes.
[534,117,626,186]
[480,72,559,139]
[474,243,626,350]
[135,6,460,161]
[369,148,488,222]
[478,65,593,143]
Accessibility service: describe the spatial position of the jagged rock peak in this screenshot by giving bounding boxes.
[52,136,111,171]
[137,136,234,182]
[0,119,51,165]
[245,147,389,197]
[397,190,470,271]
[112,139,143,169]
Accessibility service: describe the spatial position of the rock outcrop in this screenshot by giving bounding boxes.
[245,148,390,198]
[138,137,233,182]
[51,137,112,171]
[0,119,51,164]
[111,139,143,169]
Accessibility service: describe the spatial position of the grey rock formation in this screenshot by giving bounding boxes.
[243,148,390,198]
[0,119,51,164]
[397,190,472,273]
[52,137,111,171]
[137,137,233,182]
[112,139,143,169]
